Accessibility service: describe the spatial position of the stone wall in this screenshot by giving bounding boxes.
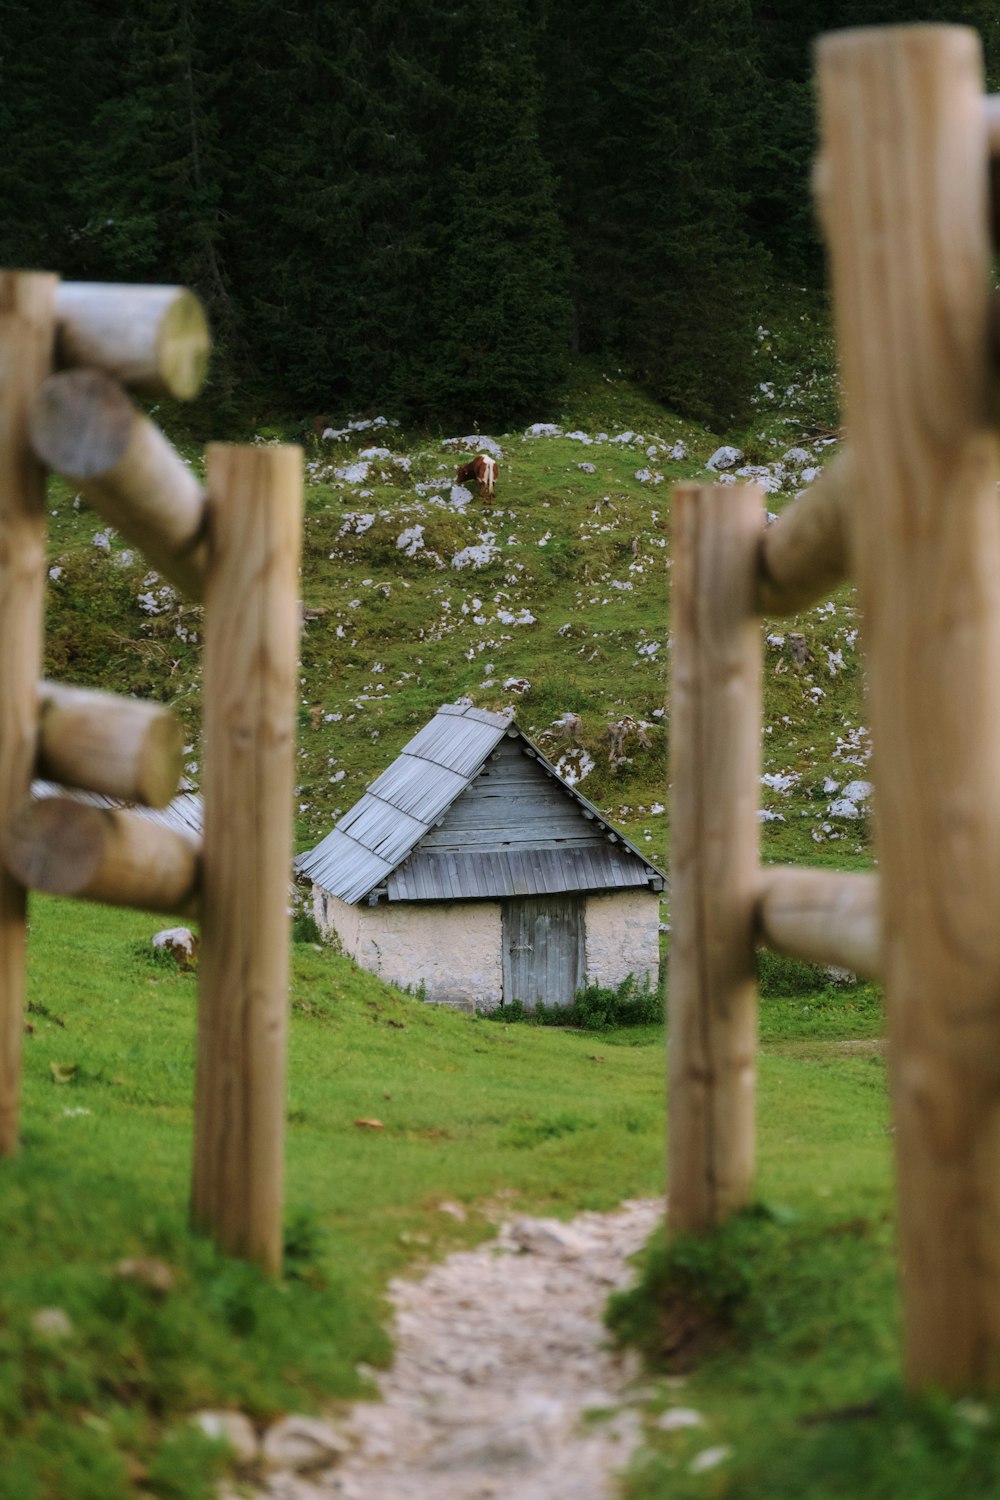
[312,886,661,1009]
[313,890,503,1011]
[583,890,661,991]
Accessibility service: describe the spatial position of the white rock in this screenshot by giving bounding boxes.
[782,447,811,465]
[800,465,822,484]
[706,445,743,471]
[689,1444,732,1473]
[524,423,562,437]
[396,525,425,557]
[334,462,370,484]
[842,779,872,804]
[31,1307,73,1340]
[357,446,391,460]
[262,1414,352,1473]
[193,1409,258,1463]
[828,797,861,819]
[578,462,596,473]
[152,927,199,967]
[504,1217,589,1259]
[565,430,593,444]
[656,1407,705,1431]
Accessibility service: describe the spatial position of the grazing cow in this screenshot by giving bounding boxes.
[456,453,497,505]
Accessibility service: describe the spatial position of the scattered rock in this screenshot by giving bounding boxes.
[689,1444,732,1474]
[31,1307,73,1340]
[656,1407,705,1431]
[437,1200,467,1222]
[115,1257,175,1295]
[706,445,743,471]
[194,1410,259,1464]
[501,1216,590,1259]
[152,927,199,969]
[262,1414,352,1473]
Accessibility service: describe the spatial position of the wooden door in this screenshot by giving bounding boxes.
[502,895,584,1009]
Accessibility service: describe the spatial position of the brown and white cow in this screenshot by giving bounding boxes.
[456,453,497,506]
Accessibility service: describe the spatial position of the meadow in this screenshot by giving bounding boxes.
[5,353,961,1499]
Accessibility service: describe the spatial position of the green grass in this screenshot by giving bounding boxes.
[2,895,666,1498]
[40,351,864,882]
[14,345,928,1496]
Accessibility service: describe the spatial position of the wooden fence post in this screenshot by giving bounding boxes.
[0,272,57,1156]
[667,482,764,1233]
[818,24,1000,1390]
[191,444,301,1275]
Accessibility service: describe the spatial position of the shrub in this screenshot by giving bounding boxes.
[486,972,663,1030]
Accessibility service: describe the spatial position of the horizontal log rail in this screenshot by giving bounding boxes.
[754,448,853,617]
[754,865,881,981]
[36,681,184,808]
[2,796,201,917]
[55,282,210,400]
[29,369,207,598]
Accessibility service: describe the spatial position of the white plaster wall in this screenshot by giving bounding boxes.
[583,890,661,991]
[313,889,503,1011]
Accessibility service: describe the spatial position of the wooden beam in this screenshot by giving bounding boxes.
[667,481,763,1234]
[1,797,200,916]
[819,23,1000,1391]
[56,282,210,400]
[755,866,881,980]
[192,443,302,1275]
[0,270,57,1156]
[755,448,853,616]
[36,681,184,809]
[29,369,207,599]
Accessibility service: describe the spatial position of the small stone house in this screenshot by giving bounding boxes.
[295,703,665,1011]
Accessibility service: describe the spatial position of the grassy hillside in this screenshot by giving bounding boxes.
[42,346,861,882]
[3,345,933,1500]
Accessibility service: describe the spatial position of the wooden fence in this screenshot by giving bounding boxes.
[668,23,1000,1392]
[0,273,301,1275]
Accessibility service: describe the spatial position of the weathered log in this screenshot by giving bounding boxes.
[55,282,210,399]
[2,797,200,916]
[819,23,1000,1391]
[667,481,764,1234]
[192,443,302,1275]
[36,681,184,809]
[0,270,57,1156]
[755,866,881,980]
[755,448,853,616]
[29,368,207,598]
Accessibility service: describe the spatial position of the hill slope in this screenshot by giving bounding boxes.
[42,362,864,881]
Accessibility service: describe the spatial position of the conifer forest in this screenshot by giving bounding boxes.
[2,0,997,430]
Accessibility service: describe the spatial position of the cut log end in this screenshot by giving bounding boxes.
[3,799,106,896]
[29,369,134,478]
[155,289,211,400]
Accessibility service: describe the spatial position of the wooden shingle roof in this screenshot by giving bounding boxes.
[295,702,665,905]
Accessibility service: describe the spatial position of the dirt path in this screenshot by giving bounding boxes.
[236,1197,663,1500]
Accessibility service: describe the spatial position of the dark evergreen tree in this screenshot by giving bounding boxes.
[415,0,572,427]
[544,0,766,426]
[0,0,115,278]
[69,0,239,395]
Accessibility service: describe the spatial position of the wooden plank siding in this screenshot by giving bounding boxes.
[420,740,605,853]
[502,895,585,1008]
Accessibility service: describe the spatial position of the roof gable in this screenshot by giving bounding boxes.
[295,702,665,903]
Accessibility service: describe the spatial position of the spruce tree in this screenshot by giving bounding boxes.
[415,0,572,428]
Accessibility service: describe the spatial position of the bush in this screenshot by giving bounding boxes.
[486,972,663,1030]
